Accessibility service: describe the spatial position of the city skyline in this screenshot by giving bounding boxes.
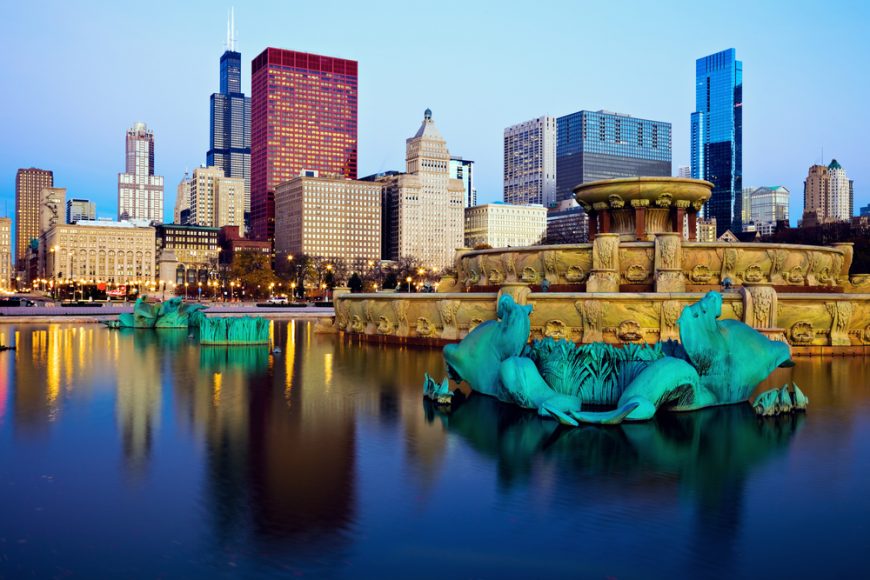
[2,0,868,231]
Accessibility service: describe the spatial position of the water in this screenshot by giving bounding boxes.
[0,322,868,578]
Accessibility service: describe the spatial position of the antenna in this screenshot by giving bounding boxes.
[226,7,236,52]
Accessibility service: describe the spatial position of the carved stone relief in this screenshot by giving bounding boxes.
[577,300,604,343]
[690,264,713,283]
[790,321,815,344]
[392,300,410,337]
[625,264,649,282]
[544,320,568,340]
[376,316,393,335]
[617,320,643,342]
[438,300,462,340]
[416,317,435,337]
[826,301,853,346]
[521,266,538,283]
[660,300,681,341]
[565,265,587,282]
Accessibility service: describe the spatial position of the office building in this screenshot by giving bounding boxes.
[464,203,547,248]
[66,199,96,223]
[749,186,789,226]
[14,167,53,266]
[803,160,854,225]
[691,48,743,236]
[449,157,477,207]
[546,199,589,244]
[207,12,251,213]
[503,116,556,206]
[741,186,754,224]
[0,217,11,289]
[188,166,244,228]
[380,109,465,269]
[250,47,358,241]
[696,217,718,242]
[274,173,381,267]
[39,187,66,239]
[677,165,691,178]
[860,203,870,218]
[174,173,191,224]
[154,224,219,284]
[117,122,164,223]
[556,110,672,201]
[40,220,156,283]
[218,225,271,266]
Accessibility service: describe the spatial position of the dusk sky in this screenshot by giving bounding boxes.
[3,0,868,225]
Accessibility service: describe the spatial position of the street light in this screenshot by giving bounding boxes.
[406,276,412,293]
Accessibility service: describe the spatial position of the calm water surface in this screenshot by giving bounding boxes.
[0,321,868,578]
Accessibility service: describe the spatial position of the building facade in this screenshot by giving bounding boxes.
[188,166,244,228]
[174,173,191,224]
[274,174,381,267]
[381,110,465,269]
[691,48,743,237]
[66,198,96,223]
[218,225,271,266]
[206,32,251,214]
[556,110,672,201]
[40,220,156,283]
[545,199,589,244]
[0,218,11,289]
[464,203,547,248]
[503,116,556,207]
[154,224,220,284]
[803,160,853,225]
[118,122,164,223]
[749,186,789,226]
[250,48,358,241]
[449,157,476,207]
[39,187,66,244]
[15,167,53,266]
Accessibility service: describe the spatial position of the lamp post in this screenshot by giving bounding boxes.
[406,276,412,293]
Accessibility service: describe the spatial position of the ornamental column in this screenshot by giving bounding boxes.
[586,233,620,292]
[654,232,685,292]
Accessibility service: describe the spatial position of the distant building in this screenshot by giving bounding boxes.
[40,188,66,240]
[206,16,251,214]
[546,199,589,244]
[118,122,164,223]
[464,203,547,248]
[218,225,271,266]
[154,224,219,284]
[188,166,244,228]
[860,203,870,217]
[381,109,465,269]
[449,157,477,207]
[802,159,853,225]
[747,186,789,235]
[691,49,743,236]
[174,173,191,224]
[15,167,53,267]
[66,199,96,223]
[0,217,11,289]
[40,220,156,283]
[503,116,557,206]
[677,165,691,178]
[741,186,755,224]
[695,217,718,243]
[274,173,381,267]
[556,110,672,201]
[251,47,358,241]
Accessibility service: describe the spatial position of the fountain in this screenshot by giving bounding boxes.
[329,177,870,354]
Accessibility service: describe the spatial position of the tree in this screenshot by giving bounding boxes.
[230,252,277,300]
[348,272,363,293]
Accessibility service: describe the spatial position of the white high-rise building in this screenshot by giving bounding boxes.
[503,116,556,207]
[828,160,853,221]
[381,109,465,269]
[802,159,853,225]
[118,122,164,223]
[464,203,547,248]
[677,165,691,178]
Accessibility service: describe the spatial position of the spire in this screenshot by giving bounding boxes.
[226,7,236,51]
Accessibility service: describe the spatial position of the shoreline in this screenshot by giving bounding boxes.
[0,306,334,324]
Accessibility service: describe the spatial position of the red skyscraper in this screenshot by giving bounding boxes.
[250,48,358,241]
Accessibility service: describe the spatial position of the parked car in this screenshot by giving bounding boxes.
[0,297,36,307]
[267,295,288,305]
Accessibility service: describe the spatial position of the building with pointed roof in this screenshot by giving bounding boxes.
[379,109,465,269]
[802,159,853,226]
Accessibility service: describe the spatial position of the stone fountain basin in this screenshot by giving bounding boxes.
[573,176,713,210]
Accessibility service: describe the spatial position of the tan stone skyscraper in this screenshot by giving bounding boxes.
[188,166,244,228]
[15,167,53,266]
[802,159,853,225]
[381,109,465,269]
[174,173,191,224]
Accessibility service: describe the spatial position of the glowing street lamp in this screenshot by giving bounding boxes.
[406,276,412,293]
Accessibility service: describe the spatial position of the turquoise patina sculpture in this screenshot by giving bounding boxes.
[430,291,800,425]
[753,383,808,416]
[106,296,207,329]
[423,373,453,405]
[198,316,270,345]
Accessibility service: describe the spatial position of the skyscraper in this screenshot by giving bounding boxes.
[802,159,853,225]
[250,47,358,241]
[174,173,191,224]
[188,166,244,228]
[503,116,556,207]
[449,157,477,207]
[380,109,465,268]
[117,122,164,223]
[691,48,743,237]
[0,217,11,289]
[66,198,96,223]
[556,110,672,201]
[14,167,53,266]
[207,11,251,216]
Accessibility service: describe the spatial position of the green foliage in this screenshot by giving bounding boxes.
[230,252,277,299]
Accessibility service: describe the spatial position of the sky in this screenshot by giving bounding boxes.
[2,0,868,234]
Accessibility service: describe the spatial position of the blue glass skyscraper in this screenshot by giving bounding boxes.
[691,49,742,236]
[207,29,251,218]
